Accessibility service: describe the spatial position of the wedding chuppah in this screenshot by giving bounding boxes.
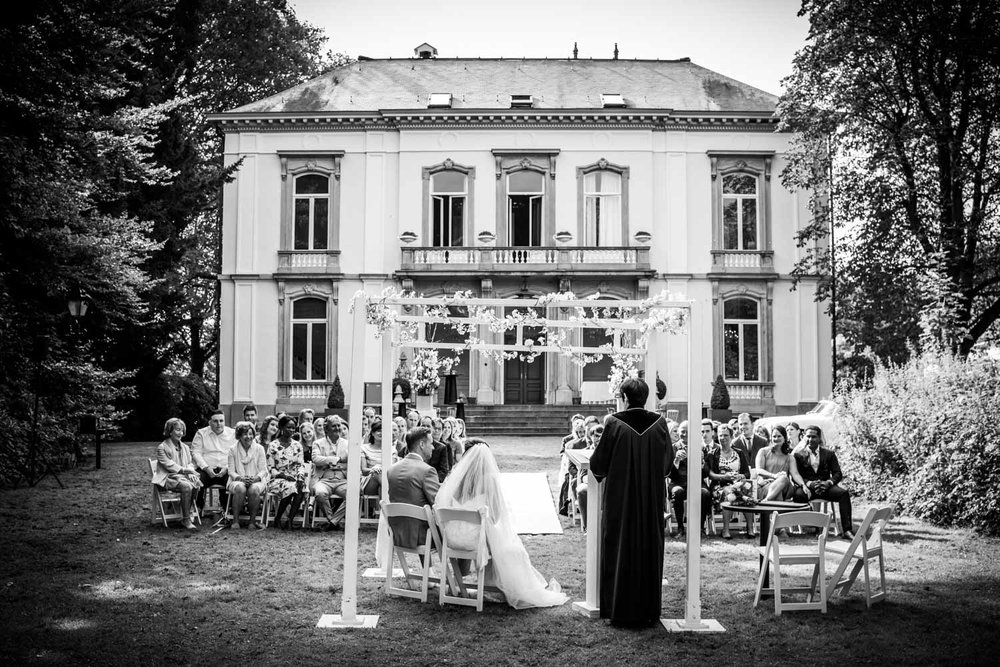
[321,289,714,630]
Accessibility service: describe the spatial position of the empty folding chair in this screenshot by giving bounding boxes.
[753,510,830,615]
[827,505,894,607]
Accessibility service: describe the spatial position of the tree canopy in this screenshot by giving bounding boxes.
[780,0,1000,378]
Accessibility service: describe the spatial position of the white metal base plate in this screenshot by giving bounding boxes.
[661,618,726,633]
[361,567,403,579]
[316,614,379,629]
[572,600,600,618]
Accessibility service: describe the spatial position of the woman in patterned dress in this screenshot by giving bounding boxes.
[708,423,751,538]
[267,415,306,529]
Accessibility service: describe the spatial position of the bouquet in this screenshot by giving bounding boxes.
[715,478,756,508]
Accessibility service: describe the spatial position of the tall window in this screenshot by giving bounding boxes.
[291,297,327,381]
[722,174,758,251]
[581,304,615,381]
[723,297,760,381]
[508,170,544,246]
[431,171,466,247]
[294,174,330,250]
[584,171,622,246]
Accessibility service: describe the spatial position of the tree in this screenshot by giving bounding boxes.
[710,375,731,411]
[780,0,1000,373]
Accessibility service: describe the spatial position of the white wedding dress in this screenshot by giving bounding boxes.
[433,445,568,609]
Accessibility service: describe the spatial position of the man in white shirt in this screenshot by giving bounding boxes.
[191,409,237,513]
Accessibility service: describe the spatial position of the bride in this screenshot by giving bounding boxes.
[434,439,568,609]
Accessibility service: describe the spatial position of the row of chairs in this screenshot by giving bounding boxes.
[380,501,494,612]
[753,505,893,615]
[148,459,380,530]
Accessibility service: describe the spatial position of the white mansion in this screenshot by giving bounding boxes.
[210,46,832,422]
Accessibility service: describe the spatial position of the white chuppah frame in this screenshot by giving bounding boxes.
[317,292,722,633]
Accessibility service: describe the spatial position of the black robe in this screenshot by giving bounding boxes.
[589,407,673,627]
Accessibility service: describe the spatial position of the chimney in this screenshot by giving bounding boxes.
[573,42,578,59]
[613,43,619,60]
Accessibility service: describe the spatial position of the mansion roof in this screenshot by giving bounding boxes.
[229,58,778,115]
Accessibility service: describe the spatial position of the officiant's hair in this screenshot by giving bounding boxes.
[620,378,649,407]
[405,426,431,451]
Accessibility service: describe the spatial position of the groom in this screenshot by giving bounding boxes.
[386,427,439,549]
[590,378,673,628]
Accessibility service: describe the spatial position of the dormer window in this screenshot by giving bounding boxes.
[510,94,533,108]
[601,93,626,108]
[427,93,453,108]
[414,43,438,59]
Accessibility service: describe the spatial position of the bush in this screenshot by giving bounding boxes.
[327,375,345,409]
[128,372,217,438]
[710,375,730,410]
[836,349,1000,535]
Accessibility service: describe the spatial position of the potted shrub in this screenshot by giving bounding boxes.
[709,374,731,422]
[326,375,349,421]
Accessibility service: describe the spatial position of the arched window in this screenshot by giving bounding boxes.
[583,171,622,246]
[723,297,760,381]
[291,297,327,380]
[507,170,544,247]
[722,174,758,251]
[293,174,330,250]
[431,171,467,247]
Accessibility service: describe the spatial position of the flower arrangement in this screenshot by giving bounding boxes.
[410,349,460,395]
[714,478,756,508]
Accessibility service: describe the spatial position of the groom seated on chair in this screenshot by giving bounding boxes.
[386,427,440,549]
[791,425,855,539]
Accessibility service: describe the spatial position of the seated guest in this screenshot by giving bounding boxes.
[574,422,605,531]
[667,420,680,446]
[226,422,268,529]
[707,423,752,538]
[406,409,421,431]
[454,417,468,444]
[557,418,587,516]
[391,417,408,458]
[560,413,585,453]
[442,417,465,467]
[266,415,306,529]
[361,419,398,498]
[792,426,855,539]
[153,417,202,530]
[242,404,258,430]
[296,408,315,461]
[754,424,806,502]
[734,412,768,470]
[257,416,278,449]
[668,429,712,538]
[384,426,439,549]
[423,416,451,481]
[699,418,720,455]
[191,409,236,514]
[311,416,348,531]
[298,420,318,469]
[313,416,326,442]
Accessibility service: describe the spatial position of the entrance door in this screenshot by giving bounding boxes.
[503,319,544,404]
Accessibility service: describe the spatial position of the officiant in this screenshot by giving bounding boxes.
[589,378,673,628]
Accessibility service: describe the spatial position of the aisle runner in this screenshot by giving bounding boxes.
[499,472,563,535]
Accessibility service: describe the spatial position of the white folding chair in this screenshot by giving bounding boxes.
[435,506,490,612]
[826,505,894,607]
[217,487,268,529]
[380,501,440,602]
[754,510,829,615]
[147,459,201,528]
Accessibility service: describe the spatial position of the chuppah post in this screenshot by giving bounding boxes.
[663,299,724,633]
[381,333,394,495]
[318,294,379,630]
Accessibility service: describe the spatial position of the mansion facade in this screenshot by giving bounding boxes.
[210,49,832,421]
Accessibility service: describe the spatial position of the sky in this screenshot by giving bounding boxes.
[291,0,810,96]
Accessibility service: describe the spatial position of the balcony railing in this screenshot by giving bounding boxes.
[710,250,774,273]
[276,250,341,273]
[400,246,651,273]
[726,382,775,402]
[276,381,332,402]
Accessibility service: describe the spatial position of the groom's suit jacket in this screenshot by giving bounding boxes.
[386,453,440,549]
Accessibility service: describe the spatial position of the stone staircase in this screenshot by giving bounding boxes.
[463,403,615,437]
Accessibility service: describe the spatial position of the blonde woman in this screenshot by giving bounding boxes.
[153,418,203,530]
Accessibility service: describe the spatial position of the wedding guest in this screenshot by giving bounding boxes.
[454,417,468,444]
[313,416,326,442]
[266,415,306,529]
[391,417,408,457]
[406,409,420,431]
[667,420,680,445]
[241,404,258,429]
[361,419,397,498]
[792,426,855,539]
[311,416,348,531]
[700,418,719,455]
[557,418,587,516]
[590,379,673,627]
[257,416,279,449]
[443,417,465,466]
[226,422,268,529]
[787,422,805,454]
[434,441,569,609]
[707,423,751,539]
[298,420,318,474]
[734,412,767,469]
[153,417,202,530]
[426,417,451,481]
[669,420,712,538]
[754,424,806,502]
[191,409,235,514]
[561,413,585,453]
[574,422,604,531]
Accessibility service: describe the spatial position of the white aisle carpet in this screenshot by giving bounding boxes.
[499,472,563,535]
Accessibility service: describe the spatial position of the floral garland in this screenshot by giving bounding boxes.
[353,288,688,398]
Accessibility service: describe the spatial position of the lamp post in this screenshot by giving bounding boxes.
[68,292,99,469]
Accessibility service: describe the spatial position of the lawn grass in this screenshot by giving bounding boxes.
[2,436,999,665]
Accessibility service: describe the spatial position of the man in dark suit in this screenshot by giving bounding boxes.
[734,412,767,469]
[792,425,854,539]
[386,426,440,549]
[419,416,451,481]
